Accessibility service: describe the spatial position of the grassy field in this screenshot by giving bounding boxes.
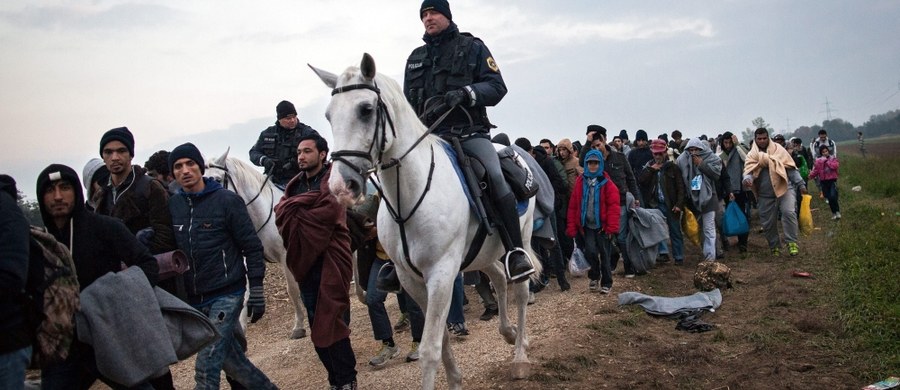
[827,137,900,379]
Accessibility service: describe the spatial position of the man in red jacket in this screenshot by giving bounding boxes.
[566,150,621,294]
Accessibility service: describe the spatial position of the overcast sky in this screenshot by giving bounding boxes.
[3,0,899,200]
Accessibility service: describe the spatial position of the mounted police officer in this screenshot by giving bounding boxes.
[403,0,534,282]
[249,100,320,189]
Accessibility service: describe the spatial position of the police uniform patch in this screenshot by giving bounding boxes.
[486,56,499,72]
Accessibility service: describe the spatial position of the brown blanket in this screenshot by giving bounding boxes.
[274,169,353,348]
[743,140,796,198]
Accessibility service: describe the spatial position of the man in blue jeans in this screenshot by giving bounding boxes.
[168,143,276,390]
[638,139,687,265]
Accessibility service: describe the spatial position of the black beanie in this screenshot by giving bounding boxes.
[659,133,669,142]
[420,0,452,20]
[491,132,511,146]
[276,100,297,120]
[514,137,532,152]
[619,129,629,140]
[586,124,607,137]
[635,129,648,142]
[0,174,17,199]
[99,127,135,157]
[169,143,205,175]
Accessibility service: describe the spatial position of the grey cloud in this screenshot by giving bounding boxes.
[1,3,183,31]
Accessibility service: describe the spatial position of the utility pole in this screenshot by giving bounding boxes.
[786,117,791,134]
[821,97,837,121]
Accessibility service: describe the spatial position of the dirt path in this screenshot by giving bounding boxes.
[157,198,859,389]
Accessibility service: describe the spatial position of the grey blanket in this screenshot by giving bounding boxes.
[76,266,218,386]
[617,288,722,316]
[76,266,177,386]
[625,206,669,273]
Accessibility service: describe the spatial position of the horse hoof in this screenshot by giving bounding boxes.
[509,362,530,380]
[290,328,308,339]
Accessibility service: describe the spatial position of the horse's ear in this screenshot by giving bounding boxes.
[222,147,230,161]
[360,53,376,81]
[308,64,337,89]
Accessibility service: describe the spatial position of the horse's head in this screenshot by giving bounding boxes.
[205,147,231,188]
[310,53,404,207]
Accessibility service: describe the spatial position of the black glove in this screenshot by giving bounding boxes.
[247,285,265,323]
[443,89,468,108]
[262,157,278,174]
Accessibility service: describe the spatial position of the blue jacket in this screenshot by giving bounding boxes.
[169,178,265,305]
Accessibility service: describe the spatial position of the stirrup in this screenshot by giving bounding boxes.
[503,247,535,283]
[376,263,403,294]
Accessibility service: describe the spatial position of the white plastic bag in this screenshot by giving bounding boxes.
[568,246,590,277]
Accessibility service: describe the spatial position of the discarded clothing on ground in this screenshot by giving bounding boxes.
[617,288,721,316]
[674,310,716,333]
[625,205,669,273]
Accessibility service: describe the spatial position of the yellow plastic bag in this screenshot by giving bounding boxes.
[799,194,814,235]
[681,208,701,247]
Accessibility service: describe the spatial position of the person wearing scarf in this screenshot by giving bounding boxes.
[718,132,751,253]
[676,138,723,261]
[566,150,620,294]
[742,128,808,256]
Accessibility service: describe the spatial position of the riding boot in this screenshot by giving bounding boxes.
[496,193,535,283]
[376,262,402,294]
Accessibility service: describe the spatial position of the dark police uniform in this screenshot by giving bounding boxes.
[249,122,319,187]
[403,22,532,280]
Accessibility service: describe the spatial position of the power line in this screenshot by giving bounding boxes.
[820,97,838,121]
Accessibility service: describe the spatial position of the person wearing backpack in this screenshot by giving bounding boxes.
[0,175,34,390]
[36,164,159,389]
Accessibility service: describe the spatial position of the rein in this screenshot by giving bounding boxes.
[329,81,450,278]
[208,161,275,234]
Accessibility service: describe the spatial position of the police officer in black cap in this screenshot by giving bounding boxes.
[403,0,533,281]
[250,100,320,188]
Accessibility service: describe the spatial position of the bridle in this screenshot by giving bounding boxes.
[207,160,275,234]
[329,81,453,277]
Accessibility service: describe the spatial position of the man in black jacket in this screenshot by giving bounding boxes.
[250,100,320,188]
[0,175,33,390]
[36,164,159,390]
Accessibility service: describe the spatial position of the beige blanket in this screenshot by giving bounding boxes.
[743,141,796,198]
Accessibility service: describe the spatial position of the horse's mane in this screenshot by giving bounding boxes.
[221,155,267,189]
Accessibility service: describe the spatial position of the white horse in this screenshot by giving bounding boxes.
[311,54,541,390]
[205,149,308,339]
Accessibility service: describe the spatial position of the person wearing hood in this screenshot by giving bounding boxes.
[743,128,807,256]
[719,132,751,253]
[35,164,159,389]
[81,158,108,211]
[676,138,723,261]
[0,175,33,390]
[94,127,176,257]
[167,143,276,389]
[566,150,620,294]
[403,0,534,282]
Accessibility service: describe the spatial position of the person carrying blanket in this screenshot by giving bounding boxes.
[676,138,723,261]
[275,133,357,390]
[742,128,807,256]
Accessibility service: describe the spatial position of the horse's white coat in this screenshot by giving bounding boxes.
[312,55,541,390]
[206,150,308,339]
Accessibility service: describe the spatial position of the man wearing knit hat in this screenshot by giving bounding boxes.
[35,163,160,389]
[403,0,534,282]
[627,129,654,203]
[168,142,276,389]
[250,100,320,188]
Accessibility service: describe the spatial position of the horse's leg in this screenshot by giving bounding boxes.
[281,259,307,339]
[482,263,516,345]
[440,321,462,390]
[404,273,456,390]
[509,278,531,380]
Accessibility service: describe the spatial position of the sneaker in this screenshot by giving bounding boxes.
[588,280,600,292]
[479,307,498,321]
[368,343,399,368]
[600,286,611,294]
[405,342,420,362]
[393,313,410,332]
[835,211,841,219]
[788,242,799,256]
[448,323,470,337]
[527,291,536,305]
[771,247,781,256]
[624,274,636,279]
[656,254,671,264]
[558,278,571,292]
[738,245,748,254]
[674,259,684,266]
